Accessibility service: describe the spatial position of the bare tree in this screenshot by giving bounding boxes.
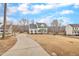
[2,3,7,38]
[18,18,29,32]
[19,18,28,26]
[51,19,60,35]
[6,20,13,25]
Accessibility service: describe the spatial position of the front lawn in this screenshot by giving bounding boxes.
[0,36,17,55]
[30,34,79,56]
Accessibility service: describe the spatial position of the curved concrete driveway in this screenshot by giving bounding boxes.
[2,34,49,56]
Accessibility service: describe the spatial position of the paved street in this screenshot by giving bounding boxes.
[2,34,49,56]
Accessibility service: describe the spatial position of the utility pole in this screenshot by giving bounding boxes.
[2,3,7,38]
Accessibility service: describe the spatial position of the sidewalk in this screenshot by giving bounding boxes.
[2,34,49,56]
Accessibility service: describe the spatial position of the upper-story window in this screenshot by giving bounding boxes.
[73,27,75,30]
[73,27,78,30]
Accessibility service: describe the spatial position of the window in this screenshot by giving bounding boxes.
[73,27,75,30]
[72,31,76,34]
[35,30,37,34]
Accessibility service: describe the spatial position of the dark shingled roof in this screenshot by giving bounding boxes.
[29,24,37,29]
[69,24,79,27]
[36,23,47,28]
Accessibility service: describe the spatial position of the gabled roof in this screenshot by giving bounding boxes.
[36,23,47,28]
[29,23,48,29]
[29,24,37,29]
[69,24,79,27]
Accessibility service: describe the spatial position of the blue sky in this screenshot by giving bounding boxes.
[0,3,79,26]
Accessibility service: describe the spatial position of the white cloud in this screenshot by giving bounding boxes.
[38,18,52,26]
[4,0,79,3]
[7,3,30,14]
[49,3,73,8]
[36,16,55,26]
[7,3,78,15]
[31,2,79,14]
[16,3,55,14]
[74,5,79,8]
[29,3,64,14]
[57,16,72,25]
[30,4,58,14]
[19,3,77,14]
[7,3,73,15]
[74,3,79,8]
[60,10,74,15]
[6,17,18,25]
[36,15,72,26]
[7,7,17,15]
[0,16,10,25]
[16,3,40,14]
[33,4,54,10]
[17,3,30,14]
[0,16,18,25]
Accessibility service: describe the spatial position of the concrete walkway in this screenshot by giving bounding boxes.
[2,34,49,56]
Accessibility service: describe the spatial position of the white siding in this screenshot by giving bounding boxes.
[29,29,37,34]
[8,25,12,33]
[65,25,73,35]
[37,28,48,34]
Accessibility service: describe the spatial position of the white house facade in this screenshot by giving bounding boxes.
[0,25,13,33]
[29,23,48,34]
[29,23,37,34]
[65,24,79,35]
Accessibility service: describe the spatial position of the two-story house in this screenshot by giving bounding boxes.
[29,23,48,34]
[65,24,79,35]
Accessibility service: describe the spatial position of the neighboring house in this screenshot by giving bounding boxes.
[0,25,13,33]
[65,24,79,35]
[8,25,13,33]
[29,23,48,34]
